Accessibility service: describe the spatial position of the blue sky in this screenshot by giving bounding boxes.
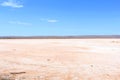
[0,0,120,36]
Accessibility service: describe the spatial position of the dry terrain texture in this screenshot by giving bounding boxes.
[0,39,120,80]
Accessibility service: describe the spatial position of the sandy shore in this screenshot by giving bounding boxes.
[0,39,120,80]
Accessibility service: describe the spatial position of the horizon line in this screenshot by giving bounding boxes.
[0,35,120,39]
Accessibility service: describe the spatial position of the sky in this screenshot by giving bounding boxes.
[0,0,120,36]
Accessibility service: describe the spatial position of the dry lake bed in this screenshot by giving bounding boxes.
[0,39,120,80]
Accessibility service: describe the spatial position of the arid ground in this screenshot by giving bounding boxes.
[0,39,120,80]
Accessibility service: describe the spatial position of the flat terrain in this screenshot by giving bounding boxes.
[0,39,120,80]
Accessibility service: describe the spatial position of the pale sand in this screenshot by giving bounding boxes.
[0,39,120,80]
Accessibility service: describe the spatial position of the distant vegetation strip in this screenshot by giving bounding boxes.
[0,35,120,39]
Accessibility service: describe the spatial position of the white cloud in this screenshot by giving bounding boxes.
[47,19,58,23]
[1,0,23,8]
[8,21,32,26]
[40,18,58,23]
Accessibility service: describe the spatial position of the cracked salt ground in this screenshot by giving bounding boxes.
[0,39,120,80]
